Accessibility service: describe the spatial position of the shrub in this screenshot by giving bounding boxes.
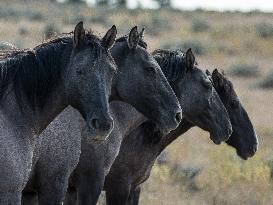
[171,164,201,192]
[152,164,171,182]
[182,40,205,55]
[191,19,209,32]
[19,27,28,36]
[63,15,86,25]
[196,146,271,191]
[266,158,273,178]
[142,13,170,36]
[89,15,109,26]
[258,70,273,89]
[27,11,43,21]
[161,40,205,55]
[256,23,273,38]
[157,151,170,165]
[228,63,259,77]
[43,24,60,40]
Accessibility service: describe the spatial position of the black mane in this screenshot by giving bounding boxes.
[152,49,187,83]
[0,31,102,110]
[212,72,237,106]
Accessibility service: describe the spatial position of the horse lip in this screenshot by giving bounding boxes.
[88,137,106,144]
[237,149,256,160]
[238,151,248,160]
[151,119,170,135]
[240,155,248,160]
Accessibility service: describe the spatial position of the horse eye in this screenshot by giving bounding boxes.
[145,67,156,74]
[204,80,212,89]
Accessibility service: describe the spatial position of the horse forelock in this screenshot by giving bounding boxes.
[152,49,187,83]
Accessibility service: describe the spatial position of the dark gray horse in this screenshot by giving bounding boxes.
[21,27,182,205]
[64,48,232,205]
[64,101,147,205]
[209,69,258,159]
[104,68,258,205]
[0,22,117,205]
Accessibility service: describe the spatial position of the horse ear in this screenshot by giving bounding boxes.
[206,69,211,76]
[185,48,195,71]
[127,26,139,50]
[139,28,145,40]
[212,69,224,87]
[73,21,85,48]
[101,25,117,50]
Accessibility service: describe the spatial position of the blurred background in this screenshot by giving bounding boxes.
[0,0,272,204]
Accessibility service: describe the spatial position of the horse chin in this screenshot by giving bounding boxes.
[209,134,222,145]
[155,123,170,135]
[84,125,110,144]
[142,121,164,144]
[237,150,249,160]
[86,136,108,144]
[236,148,256,160]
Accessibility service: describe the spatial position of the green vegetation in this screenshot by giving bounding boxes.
[43,23,60,39]
[191,18,210,32]
[161,40,205,55]
[229,63,259,77]
[256,23,273,38]
[258,70,273,89]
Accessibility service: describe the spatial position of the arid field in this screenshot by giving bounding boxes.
[0,1,272,204]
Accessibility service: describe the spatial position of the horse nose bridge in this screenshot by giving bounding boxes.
[162,81,180,109]
[95,73,111,108]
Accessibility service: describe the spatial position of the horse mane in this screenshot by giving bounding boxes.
[152,49,188,83]
[0,31,102,110]
[212,71,237,106]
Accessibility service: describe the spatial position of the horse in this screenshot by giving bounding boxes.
[0,22,117,205]
[64,48,232,205]
[104,68,258,205]
[21,27,182,205]
[208,69,258,159]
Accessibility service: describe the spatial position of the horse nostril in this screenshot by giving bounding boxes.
[91,118,99,130]
[175,111,182,123]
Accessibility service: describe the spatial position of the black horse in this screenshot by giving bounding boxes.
[0,22,117,204]
[104,53,257,205]
[65,48,232,205]
[22,27,182,205]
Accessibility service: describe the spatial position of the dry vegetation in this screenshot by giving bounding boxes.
[0,1,273,204]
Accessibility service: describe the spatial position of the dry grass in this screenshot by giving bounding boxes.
[0,1,272,204]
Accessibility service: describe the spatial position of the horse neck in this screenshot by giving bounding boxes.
[110,101,146,139]
[109,42,128,102]
[30,84,67,134]
[1,83,67,135]
[159,120,194,152]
